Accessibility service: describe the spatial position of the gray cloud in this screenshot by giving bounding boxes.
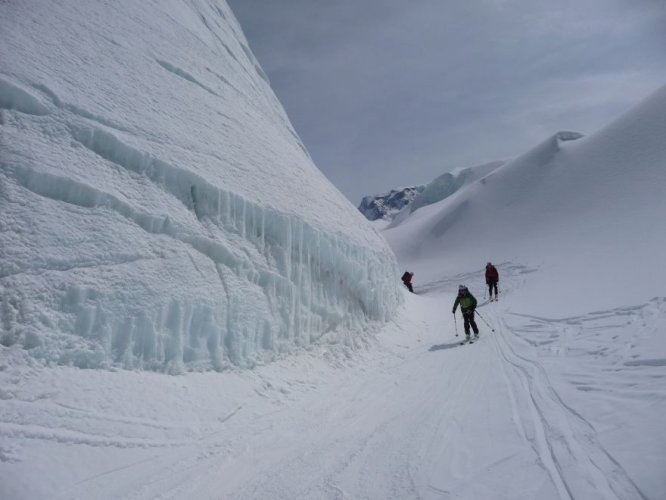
[228,0,666,204]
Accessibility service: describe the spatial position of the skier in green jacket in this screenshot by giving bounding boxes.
[452,285,479,340]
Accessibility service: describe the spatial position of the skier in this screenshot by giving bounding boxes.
[401,271,415,293]
[452,285,479,341]
[485,262,499,301]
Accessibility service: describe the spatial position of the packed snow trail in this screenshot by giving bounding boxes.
[2,264,657,499]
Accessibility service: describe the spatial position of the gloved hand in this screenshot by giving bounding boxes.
[452,309,456,314]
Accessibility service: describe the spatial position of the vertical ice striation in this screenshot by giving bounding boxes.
[0,0,401,371]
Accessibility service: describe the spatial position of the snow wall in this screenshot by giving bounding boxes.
[0,0,402,372]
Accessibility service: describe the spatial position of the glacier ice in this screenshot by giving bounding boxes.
[0,0,401,372]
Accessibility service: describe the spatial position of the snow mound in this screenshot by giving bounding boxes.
[0,0,401,372]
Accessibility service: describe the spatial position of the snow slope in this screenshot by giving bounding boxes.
[0,0,401,372]
[382,86,666,498]
[386,86,666,315]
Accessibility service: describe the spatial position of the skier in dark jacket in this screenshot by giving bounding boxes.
[401,271,414,293]
[452,285,479,339]
[485,262,499,301]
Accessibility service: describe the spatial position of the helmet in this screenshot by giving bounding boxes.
[487,262,492,266]
[458,285,467,292]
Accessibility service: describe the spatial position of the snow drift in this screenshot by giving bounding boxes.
[0,0,401,372]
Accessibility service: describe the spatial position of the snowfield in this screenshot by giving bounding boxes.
[1,0,665,499]
[2,277,664,499]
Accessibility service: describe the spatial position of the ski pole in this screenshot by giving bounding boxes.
[453,312,459,337]
[475,310,495,332]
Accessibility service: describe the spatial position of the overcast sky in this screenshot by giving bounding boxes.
[227,0,666,204]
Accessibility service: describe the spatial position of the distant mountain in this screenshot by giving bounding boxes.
[358,186,425,221]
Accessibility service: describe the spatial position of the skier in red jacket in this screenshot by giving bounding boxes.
[401,271,414,293]
[485,262,499,301]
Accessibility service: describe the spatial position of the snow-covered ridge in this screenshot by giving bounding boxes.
[384,160,506,229]
[0,0,401,372]
[360,161,505,228]
[409,160,505,215]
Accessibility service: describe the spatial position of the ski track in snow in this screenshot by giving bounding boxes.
[493,318,648,500]
[1,263,663,499]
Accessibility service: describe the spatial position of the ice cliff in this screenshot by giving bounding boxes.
[0,0,401,372]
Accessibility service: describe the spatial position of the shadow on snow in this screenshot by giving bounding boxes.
[428,341,466,351]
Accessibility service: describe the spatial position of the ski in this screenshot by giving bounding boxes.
[461,335,480,345]
[460,336,479,345]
